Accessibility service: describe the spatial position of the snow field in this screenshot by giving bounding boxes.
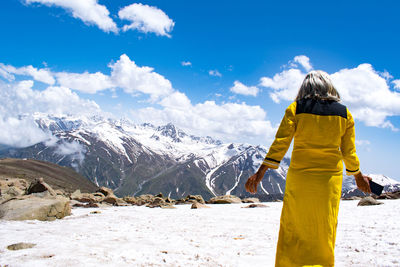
[0,200,399,267]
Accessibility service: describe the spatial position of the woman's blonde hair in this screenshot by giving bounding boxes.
[295,70,340,102]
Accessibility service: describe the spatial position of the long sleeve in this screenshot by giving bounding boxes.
[263,102,297,169]
[340,109,360,175]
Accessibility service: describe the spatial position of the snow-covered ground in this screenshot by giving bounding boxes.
[1,200,399,267]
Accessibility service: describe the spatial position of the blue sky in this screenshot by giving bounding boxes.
[0,0,400,179]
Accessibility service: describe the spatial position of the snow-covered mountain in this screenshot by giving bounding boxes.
[0,113,288,200]
[1,113,398,200]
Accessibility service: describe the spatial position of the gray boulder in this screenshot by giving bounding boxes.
[358,196,384,206]
[0,195,71,221]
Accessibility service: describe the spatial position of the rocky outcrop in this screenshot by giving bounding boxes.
[358,196,384,206]
[0,195,71,221]
[208,195,242,204]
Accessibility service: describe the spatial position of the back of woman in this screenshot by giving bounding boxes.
[245,70,371,267]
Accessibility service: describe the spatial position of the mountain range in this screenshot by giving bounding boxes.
[0,113,398,200]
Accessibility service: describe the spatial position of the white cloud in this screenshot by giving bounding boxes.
[209,70,222,77]
[260,56,400,131]
[0,63,55,85]
[1,54,173,100]
[293,55,313,71]
[0,79,101,147]
[118,3,174,37]
[331,64,400,130]
[181,61,192,67]
[393,79,400,90]
[133,91,277,144]
[25,0,118,33]
[109,54,173,101]
[260,68,305,103]
[230,81,259,97]
[56,71,113,94]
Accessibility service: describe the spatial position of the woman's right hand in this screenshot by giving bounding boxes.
[354,172,372,193]
[245,165,269,194]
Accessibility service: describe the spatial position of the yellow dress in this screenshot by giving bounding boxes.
[262,98,360,267]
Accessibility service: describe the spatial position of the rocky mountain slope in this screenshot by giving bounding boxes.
[0,158,98,193]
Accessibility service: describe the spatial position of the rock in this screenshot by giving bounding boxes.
[26,178,56,196]
[358,196,384,206]
[241,197,260,203]
[72,192,103,204]
[146,197,166,208]
[155,192,164,198]
[70,189,82,199]
[7,242,36,250]
[176,195,205,205]
[54,189,66,196]
[161,205,176,209]
[135,194,155,206]
[146,197,173,208]
[191,202,211,209]
[377,191,400,200]
[90,210,101,214]
[242,204,268,208]
[123,196,137,205]
[208,195,242,204]
[3,186,25,198]
[96,187,114,197]
[164,197,175,204]
[0,195,71,221]
[102,195,118,205]
[185,195,205,204]
[73,202,99,208]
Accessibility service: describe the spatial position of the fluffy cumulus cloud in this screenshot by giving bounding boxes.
[331,64,400,130]
[134,92,277,144]
[1,54,173,100]
[0,63,55,84]
[230,81,259,96]
[118,3,174,37]
[0,79,101,147]
[25,0,118,33]
[56,71,113,94]
[260,56,400,130]
[109,54,173,101]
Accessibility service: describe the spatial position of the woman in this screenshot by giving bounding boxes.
[245,70,371,267]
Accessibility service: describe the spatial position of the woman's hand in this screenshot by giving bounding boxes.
[245,165,268,194]
[354,172,372,194]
